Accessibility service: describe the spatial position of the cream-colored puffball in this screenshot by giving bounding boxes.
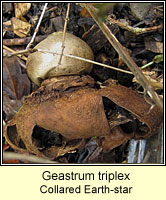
[26,32,94,86]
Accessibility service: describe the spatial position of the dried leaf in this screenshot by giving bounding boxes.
[11,17,31,37]
[144,37,163,53]
[3,94,23,120]
[3,20,12,36]
[3,56,30,100]
[130,3,152,21]
[3,3,13,14]
[14,3,31,20]
[3,56,30,119]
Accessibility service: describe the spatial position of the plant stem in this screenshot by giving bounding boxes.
[58,3,70,65]
[107,16,163,35]
[26,3,48,49]
[3,152,58,164]
[3,45,28,61]
[141,61,153,69]
[37,48,133,74]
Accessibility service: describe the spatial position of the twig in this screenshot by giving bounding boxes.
[82,3,163,112]
[88,147,103,161]
[46,5,58,13]
[141,61,154,69]
[3,45,35,57]
[58,3,70,65]
[3,35,47,46]
[107,16,163,35]
[3,45,28,61]
[3,152,59,164]
[26,3,48,49]
[37,48,133,74]
[4,44,133,75]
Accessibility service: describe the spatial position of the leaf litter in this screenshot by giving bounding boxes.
[2,3,163,163]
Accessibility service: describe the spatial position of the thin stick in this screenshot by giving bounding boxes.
[4,44,133,75]
[141,61,153,69]
[107,16,163,35]
[37,48,133,74]
[58,3,70,65]
[26,3,48,49]
[3,35,47,46]
[3,152,58,164]
[82,3,163,112]
[3,45,28,61]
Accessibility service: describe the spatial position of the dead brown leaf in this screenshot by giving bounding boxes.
[3,56,30,119]
[3,3,13,14]
[14,3,31,20]
[11,17,31,37]
[3,56,30,99]
[3,20,12,37]
[144,37,163,53]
